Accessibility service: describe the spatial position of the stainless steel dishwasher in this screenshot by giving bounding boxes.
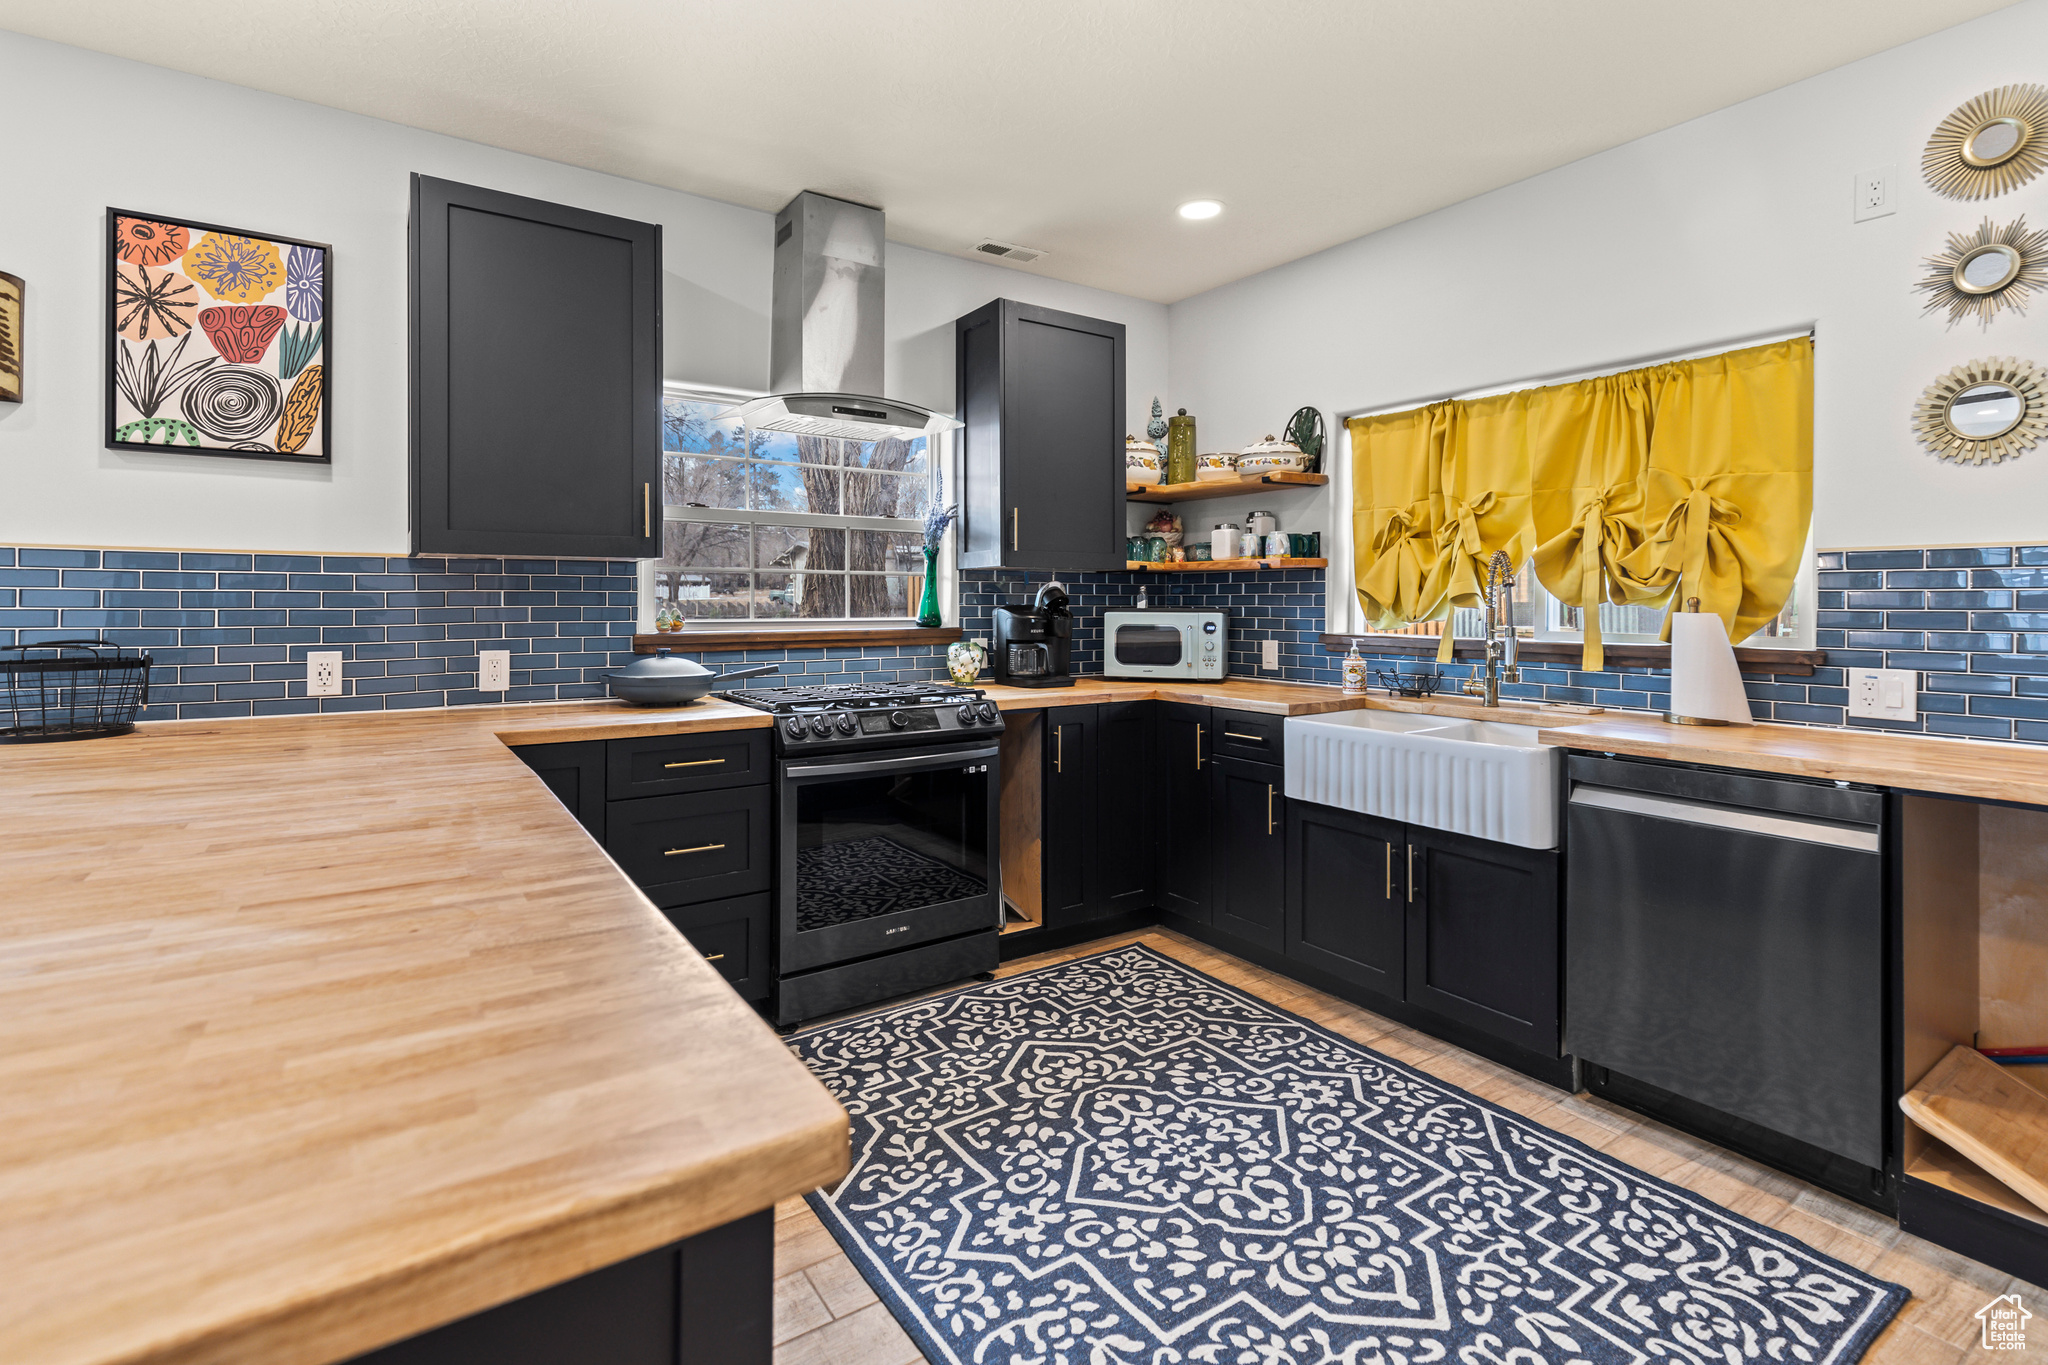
[1565,754,1887,1195]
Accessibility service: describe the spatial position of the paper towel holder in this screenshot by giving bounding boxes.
[1664,597,1745,727]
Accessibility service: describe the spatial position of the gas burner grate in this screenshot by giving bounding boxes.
[725,680,983,713]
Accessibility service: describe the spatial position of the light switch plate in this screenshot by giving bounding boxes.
[1260,639,1280,670]
[1853,164,1896,222]
[1848,666,1916,720]
[479,649,511,692]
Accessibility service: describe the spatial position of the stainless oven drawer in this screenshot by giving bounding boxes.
[777,929,998,1027]
[606,786,771,907]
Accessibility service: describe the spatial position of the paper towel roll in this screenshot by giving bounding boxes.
[1668,611,1753,725]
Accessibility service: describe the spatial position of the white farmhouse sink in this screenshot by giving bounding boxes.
[1284,710,1561,849]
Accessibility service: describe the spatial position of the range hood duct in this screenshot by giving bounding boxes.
[723,191,960,443]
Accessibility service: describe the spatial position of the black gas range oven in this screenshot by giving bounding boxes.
[725,681,1004,1026]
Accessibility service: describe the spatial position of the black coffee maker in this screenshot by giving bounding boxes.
[991,581,1075,688]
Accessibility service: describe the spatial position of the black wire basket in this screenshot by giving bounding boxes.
[1371,665,1445,699]
[0,640,152,742]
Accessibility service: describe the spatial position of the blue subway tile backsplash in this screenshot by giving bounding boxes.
[12,541,2048,747]
[0,548,644,721]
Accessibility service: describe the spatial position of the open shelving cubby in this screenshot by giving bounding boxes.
[1897,795,2048,1283]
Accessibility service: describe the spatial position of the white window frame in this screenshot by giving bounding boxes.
[1328,328,1817,652]
[637,382,958,632]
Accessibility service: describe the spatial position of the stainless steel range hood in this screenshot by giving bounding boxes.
[723,191,961,443]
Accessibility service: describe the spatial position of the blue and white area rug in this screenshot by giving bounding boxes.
[788,945,1908,1365]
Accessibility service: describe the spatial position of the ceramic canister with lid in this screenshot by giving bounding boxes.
[1210,522,1241,561]
[1247,509,1279,537]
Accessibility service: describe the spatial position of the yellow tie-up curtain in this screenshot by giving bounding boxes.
[1349,337,1811,670]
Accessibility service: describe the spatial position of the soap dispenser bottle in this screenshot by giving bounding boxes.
[1341,641,1368,693]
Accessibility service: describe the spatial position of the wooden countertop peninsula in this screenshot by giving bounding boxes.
[16,676,2048,1365]
[0,699,828,1365]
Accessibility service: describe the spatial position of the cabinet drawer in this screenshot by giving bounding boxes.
[608,729,771,799]
[1211,709,1283,762]
[605,787,770,906]
[660,893,770,1001]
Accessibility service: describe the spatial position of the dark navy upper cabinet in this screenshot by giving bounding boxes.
[955,299,1125,572]
[410,175,662,558]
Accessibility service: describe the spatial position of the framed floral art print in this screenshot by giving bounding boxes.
[106,209,330,463]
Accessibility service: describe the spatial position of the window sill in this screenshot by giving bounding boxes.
[634,624,963,652]
[1317,633,1826,676]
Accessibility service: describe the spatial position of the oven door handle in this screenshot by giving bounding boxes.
[783,744,1001,779]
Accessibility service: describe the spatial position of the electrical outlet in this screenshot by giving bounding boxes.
[479,649,511,693]
[1261,639,1280,671]
[307,651,343,698]
[1852,164,1896,222]
[1848,666,1916,721]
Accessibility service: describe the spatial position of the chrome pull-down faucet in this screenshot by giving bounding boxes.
[1461,550,1522,707]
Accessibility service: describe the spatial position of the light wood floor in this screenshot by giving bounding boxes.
[772,927,2046,1365]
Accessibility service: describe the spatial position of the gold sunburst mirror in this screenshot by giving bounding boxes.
[1912,356,2048,464]
[1917,216,2048,325]
[1924,85,2048,199]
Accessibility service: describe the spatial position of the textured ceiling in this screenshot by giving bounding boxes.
[0,0,2013,302]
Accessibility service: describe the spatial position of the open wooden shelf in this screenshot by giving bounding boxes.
[1128,472,1328,504]
[1907,1138,2048,1228]
[1902,1045,2048,1218]
[1126,557,1327,573]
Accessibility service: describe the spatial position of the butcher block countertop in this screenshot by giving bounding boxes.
[0,700,837,1365]
[1534,710,2048,807]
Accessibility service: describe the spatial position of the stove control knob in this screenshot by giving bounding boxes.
[809,715,832,737]
[783,716,806,739]
[835,712,857,734]
[889,709,912,728]
[976,701,999,722]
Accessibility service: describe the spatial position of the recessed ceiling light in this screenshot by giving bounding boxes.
[1178,200,1223,221]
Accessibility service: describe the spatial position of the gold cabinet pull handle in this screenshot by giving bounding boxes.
[1407,844,1415,902]
[643,482,652,538]
[1266,784,1276,835]
[1012,507,1019,550]
[1385,843,1393,900]
[1224,731,1264,742]
[1194,723,1204,769]
[663,758,724,769]
[664,842,726,856]
[702,953,726,961]
[1055,724,1063,773]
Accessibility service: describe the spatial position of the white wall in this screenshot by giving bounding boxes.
[0,30,1167,556]
[1168,0,2048,558]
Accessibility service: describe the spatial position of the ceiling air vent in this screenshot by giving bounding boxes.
[973,239,1046,264]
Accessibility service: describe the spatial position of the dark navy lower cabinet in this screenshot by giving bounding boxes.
[1211,755,1287,951]
[514,740,607,844]
[1284,802,1404,999]
[344,1208,772,1365]
[1157,702,1212,927]
[1404,826,1561,1059]
[661,893,771,1002]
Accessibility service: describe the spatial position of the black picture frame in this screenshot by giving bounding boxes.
[105,208,332,465]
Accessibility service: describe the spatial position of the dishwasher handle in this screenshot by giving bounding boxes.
[1570,784,1880,853]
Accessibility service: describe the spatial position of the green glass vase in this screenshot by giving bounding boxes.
[916,546,941,627]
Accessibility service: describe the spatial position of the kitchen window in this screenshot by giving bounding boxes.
[644,387,950,626]
[1445,548,1810,648]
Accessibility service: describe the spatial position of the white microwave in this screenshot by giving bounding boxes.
[1102,608,1229,680]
